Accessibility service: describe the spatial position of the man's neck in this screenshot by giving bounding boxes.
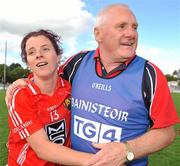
[99,51,124,73]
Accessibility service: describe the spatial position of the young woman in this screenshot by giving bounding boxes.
[7,29,92,166]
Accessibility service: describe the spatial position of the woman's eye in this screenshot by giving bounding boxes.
[43,47,50,51]
[27,51,35,55]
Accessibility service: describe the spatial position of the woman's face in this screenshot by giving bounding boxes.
[26,35,60,79]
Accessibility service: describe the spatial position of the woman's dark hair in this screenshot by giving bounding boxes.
[21,29,63,63]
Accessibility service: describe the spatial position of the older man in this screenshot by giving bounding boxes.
[60,4,179,166]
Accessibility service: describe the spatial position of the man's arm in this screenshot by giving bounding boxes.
[128,126,176,158]
[5,78,28,105]
[84,126,176,166]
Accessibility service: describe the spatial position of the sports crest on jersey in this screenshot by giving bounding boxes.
[44,119,67,144]
[63,98,71,110]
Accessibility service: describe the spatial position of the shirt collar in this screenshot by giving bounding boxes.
[27,73,63,95]
[94,47,136,66]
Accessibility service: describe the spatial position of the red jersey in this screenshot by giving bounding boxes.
[7,75,71,166]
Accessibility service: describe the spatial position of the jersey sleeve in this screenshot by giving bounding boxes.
[149,62,180,128]
[8,87,43,142]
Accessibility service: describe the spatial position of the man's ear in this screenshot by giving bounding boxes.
[94,27,102,43]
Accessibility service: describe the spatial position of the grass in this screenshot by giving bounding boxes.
[149,93,180,166]
[0,90,8,166]
[0,91,179,166]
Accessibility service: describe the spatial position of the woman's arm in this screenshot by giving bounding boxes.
[26,128,93,165]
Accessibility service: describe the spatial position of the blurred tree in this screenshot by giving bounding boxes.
[0,64,8,83]
[7,66,29,83]
[9,63,22,71]
[165,74,177,82]
[0,63,29,83]
[172,69,180,78]
[0,64,4,82]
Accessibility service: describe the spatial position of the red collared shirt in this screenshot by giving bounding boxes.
[94,48,135,78]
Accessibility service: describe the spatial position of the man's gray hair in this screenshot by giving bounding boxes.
[94,4,130,27]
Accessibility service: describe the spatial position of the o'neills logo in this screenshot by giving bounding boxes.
[92,82,112,92]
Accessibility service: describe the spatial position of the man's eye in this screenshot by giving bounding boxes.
[116,24,125,30]
[120,25,125,28]
[133,25,138,30]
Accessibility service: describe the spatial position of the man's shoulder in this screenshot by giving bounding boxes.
[75,50,91,56]
[68,50,92,63]
[59,50,93,83]
[144,61,166,82]
[135,55,162,77]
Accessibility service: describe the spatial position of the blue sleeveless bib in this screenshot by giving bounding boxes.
[71,51,149,165]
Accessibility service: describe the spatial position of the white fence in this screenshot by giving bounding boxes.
[169,85,180,93]
[0,83,9,90]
